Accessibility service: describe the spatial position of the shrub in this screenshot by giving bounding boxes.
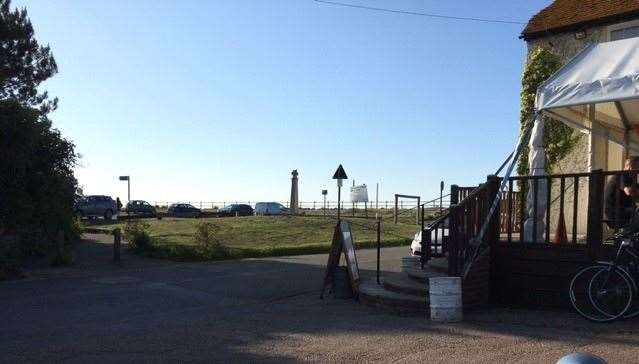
[49,252,73,267]
[193,222,229,259]
[0,235,24,280]
[0,100,79,258]
[123,222,152,253]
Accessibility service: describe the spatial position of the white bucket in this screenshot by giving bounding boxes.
[429,277,462,322]
[401,256,420,273]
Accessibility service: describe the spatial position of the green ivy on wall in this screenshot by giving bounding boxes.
[517,47,580,176]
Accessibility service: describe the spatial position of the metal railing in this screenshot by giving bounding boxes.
[150,199,450,211]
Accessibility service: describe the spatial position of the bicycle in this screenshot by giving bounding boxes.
[569,232,639,322]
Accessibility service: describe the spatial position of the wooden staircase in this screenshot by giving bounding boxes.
[358,176,501,316]
[358,257,448,316]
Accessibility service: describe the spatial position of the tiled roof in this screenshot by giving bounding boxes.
[522,0,639,40]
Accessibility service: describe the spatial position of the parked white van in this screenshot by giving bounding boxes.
[254,202,289,216]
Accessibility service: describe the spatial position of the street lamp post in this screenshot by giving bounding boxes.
[119,176,130,203]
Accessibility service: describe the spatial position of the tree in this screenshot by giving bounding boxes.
[517,47,579,176]
[1,1,77,271]
[0,0,58,113]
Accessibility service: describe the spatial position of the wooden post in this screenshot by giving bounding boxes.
[486,175,501,243]
[448,183,460,273]
[113,228,121,264]
[416,197,421,225]
[420,204,426,268]
[450,185,459,206]
[376,216,381,284]
[587,169,604,259]
[394,194,398,224]
[448,205,458,276]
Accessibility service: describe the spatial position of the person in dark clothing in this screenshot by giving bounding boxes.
[604,157,639,228]
[116,197,123,212]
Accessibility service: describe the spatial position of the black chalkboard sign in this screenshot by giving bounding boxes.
[320,220,360,299]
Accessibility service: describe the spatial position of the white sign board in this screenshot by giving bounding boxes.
[350,184,369,203]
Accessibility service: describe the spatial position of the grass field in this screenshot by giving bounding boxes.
[86,216,420,261]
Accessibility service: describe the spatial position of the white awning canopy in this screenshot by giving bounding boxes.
[536,37,639,151]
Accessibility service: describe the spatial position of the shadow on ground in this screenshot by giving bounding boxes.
[1,235,637,363]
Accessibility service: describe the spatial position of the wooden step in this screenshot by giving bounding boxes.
[382,273,427,297]
[359,280,428,316]
[426,256,448,273]
[405,266,447,283]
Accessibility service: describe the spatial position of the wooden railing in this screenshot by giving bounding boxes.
[498,190,521,234]
[420,185,482,269]
[447,176,500,276]
[421,169,638,277]
[498,169,639,258]
[421,213,448,268]
[503,172,591,245]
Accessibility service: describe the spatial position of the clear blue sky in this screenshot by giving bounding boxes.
[16,0,550,204]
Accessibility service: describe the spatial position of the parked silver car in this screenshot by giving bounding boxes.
[75,195,118,220]
[254,202,289,216]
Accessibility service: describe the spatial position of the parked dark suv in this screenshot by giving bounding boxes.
[75,195,118,220]
[125,200,157,217]
[217,204,253,217]
[167,203,201,218]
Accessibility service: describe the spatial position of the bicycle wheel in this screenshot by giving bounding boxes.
[570,265,628,322]
[589,266,633,321]
[622,286,639,320]
[618,265,639,319]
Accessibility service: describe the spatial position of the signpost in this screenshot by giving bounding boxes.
[119,176,130,203]
[350,184,368,203]
[350,184,369,218]
[322,189,328,216]
[332,164,347,220]
[321,165,360,299]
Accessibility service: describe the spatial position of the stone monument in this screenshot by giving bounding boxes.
[290,169,299,214]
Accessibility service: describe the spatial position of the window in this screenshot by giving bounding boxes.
[608,19,639,41]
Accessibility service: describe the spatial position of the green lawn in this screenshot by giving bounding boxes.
[87,216,420,261]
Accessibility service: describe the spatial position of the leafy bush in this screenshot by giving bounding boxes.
[193,222,229,259]
[123,223,152,253]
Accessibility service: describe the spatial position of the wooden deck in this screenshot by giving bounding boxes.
[490,240,616,308]
[422,170,633,309]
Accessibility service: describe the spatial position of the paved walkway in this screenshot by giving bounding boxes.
[1,234,637,363]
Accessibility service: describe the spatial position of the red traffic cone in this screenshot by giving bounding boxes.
[554,210,568,244]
